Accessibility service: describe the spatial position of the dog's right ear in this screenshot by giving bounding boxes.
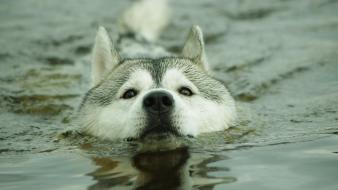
[182,25,209,72]
[91,26,121,86]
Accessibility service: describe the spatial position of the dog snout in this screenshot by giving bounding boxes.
[143,91,174,114]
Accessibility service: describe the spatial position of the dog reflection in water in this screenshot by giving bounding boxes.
[87,148,236,190]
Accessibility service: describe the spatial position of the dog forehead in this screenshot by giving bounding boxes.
[162,68,192,89]
[124,69,154,89]
[118,57,190,84]
[116,57,223,96]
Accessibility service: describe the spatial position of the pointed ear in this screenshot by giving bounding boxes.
[91,26,121,86]
[182,25,209,72]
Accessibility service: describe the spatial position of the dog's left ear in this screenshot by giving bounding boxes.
[182,25,209,72]
[91,26,121,86]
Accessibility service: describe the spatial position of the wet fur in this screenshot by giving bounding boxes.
[75,0,236,141]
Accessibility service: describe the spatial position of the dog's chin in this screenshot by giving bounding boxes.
[136,129,186,152]
[140,124,179,138]
[141,131,177,140]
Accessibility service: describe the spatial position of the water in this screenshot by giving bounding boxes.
[0,153,94,190]
[1,0,338,189]
[1,135,337,190]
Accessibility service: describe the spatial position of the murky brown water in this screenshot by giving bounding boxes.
[1,0,338,189]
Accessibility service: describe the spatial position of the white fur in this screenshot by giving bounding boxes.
[162,69,199,95]
[83,70,154,140]
[81,68,236,140]
[162,69,236,135]
[117,70,154,98]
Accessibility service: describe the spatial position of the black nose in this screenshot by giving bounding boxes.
[143,91,174,114]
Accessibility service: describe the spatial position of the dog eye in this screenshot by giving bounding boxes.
[178,87,193,96]
[122,89,138,99]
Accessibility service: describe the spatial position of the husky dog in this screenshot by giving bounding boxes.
[76,0,236,144]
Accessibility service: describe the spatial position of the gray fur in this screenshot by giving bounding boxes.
[81,57,226,108]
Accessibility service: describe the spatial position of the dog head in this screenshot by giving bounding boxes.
[77,26,236,143]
